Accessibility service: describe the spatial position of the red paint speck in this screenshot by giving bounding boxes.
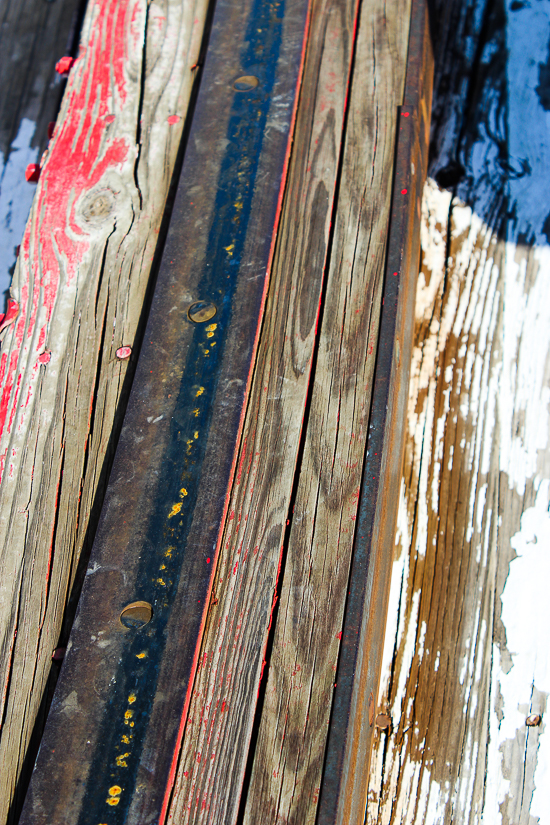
[402,112,410,117]
[167,115,181,125]
[37,351,51,364]
[337,632,342,640]
[105,114,116,124]
[55,56,75,75]
[0,299,19,333]
[393,271,398,276]
[206,557,211,564]
[25,164,40,183]
[116,345,132,360]
[401,188,408,195]
[47,122,56,140]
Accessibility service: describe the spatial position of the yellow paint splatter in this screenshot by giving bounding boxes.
[121,734,130,743]
[194,431,199,440]
[136,652,146,659]
[196,387,204,397]
[106,798,120,806]
[193,408,200,417]
[157,578,166,586]
[180,488,188,497]
[204,350,210,355]
[206,324,217,332]
[234,200,243,211]
[109,786,122,796]
[128,694,136,704]
[116,753,130,767]
[165,546,174,558]
[124,710,133,720]
[207,331,214,338]
[160,563,166,571]
[168,502,182,518]
[211,341,216,347]
[224,244,234,255]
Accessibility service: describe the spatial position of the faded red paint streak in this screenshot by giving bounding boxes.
[0,0,141,475]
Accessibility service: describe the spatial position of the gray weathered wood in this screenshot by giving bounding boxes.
[166,1,413,822]
[0,1,210,821]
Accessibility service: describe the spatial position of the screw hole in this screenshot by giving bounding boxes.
[120,601,153,629]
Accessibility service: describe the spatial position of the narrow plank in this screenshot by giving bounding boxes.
[0,1,210,820]
[0,0,84,301]
[366,1,550,821]
[166,1,415,823]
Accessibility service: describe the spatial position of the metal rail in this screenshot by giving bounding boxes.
[19,0,309,822]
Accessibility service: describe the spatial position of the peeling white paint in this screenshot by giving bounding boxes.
[485,482,550,822]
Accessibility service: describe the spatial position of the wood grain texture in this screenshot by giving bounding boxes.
[0,1,210,820]
[166,1,412,823]
[244,1,414,823]
[0,0,84,302]
[366,1,550,822]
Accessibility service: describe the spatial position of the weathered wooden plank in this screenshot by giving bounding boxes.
[366,1,550,822]
[19,1,311,822]
[166,1,419,823]
[0,1,210,820]
[0,0,84,303]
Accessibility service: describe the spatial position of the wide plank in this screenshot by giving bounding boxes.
[367,1,550,821]
[166,0,360,821]
[166,1,417,823]
[0,1,210,820]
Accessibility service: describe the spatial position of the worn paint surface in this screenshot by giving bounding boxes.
[0,0,211,820]
[18,0,310,823]
[367,0,550,821]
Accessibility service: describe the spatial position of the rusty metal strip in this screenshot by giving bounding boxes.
[19,0,310,822]
[316,1,434,822]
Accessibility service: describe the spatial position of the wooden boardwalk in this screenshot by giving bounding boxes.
[14,0,550,823]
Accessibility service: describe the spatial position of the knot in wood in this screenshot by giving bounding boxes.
[79,188,116,226]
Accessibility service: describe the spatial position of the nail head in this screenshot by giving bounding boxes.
[188,301,217,323]
[233,75,259,91]
[120,601,153,629]
[376,713,392,730]
[526,714,542,727]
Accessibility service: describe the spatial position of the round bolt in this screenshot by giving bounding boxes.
[120,601,153,629]
[526,714,542,727]
[188,301,217,324]
[376,713,392,730]
[233,75,259,91]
